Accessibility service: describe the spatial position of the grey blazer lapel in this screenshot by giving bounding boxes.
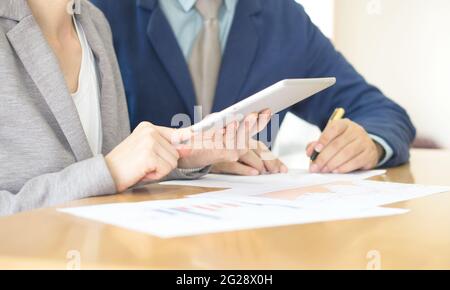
[6,14,93,161]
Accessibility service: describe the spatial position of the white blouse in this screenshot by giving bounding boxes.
[71,17,103,155]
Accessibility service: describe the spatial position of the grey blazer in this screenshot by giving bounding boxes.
[0,0,205,216]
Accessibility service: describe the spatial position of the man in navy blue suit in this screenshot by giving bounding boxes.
[92,0,416,175]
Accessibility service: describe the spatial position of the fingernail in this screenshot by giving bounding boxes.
[310,164,319,173]
[281,165,288,173]
[321,166,330,173]
[250,170,259,176]
[314,144,324,153]
[332,170,339,174]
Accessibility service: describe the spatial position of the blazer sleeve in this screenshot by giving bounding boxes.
[0,155,116,216]
[167,167,211,181]
[288,2,416,167]
[0,157,211,216]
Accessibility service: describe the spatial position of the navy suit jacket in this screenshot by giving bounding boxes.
[92,0,416,167]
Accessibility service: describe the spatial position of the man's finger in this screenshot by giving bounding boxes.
[237,113,258,150]
[253,109,272,136]
[256,145,280,173]
[321,140,364,173]
[333,149,369,174]
[312,130,357,172]
[254,141,288,174]
[239,150,266,173]
[212,162,260,176]
[264,158,287,174]
[224,121,238,150]
[315,119,350,153]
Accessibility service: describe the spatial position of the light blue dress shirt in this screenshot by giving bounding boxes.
[159,0,393,166]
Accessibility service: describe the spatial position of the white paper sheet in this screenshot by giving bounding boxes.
[202,180,450,208]
[59,179,449,238]
[59,196,408,238]
[161,169,387,189]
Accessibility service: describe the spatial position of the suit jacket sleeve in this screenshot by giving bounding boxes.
[0,155,117,216]
[288,2,416,167]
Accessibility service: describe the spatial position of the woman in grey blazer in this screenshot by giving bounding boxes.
[0,0,270,216]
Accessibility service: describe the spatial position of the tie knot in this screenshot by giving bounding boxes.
[196,0,223,20]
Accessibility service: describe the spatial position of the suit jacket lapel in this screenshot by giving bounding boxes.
[139,0,197,117]
[214,0,262,112]
[6,7,93,161]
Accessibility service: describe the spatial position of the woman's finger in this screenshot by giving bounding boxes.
[154,142,179,170]
[143,156,174,181]
[151,129,180,161]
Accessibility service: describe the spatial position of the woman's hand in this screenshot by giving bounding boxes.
[105,110,273,191]
[105,122,182,192]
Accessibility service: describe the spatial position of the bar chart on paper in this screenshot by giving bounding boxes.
[60,197,312,238]
[148,199,304,221]
[60,195,408,238]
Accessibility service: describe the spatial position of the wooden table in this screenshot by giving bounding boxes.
[0,149,449,270]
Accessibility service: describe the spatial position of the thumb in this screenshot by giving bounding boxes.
[154,126,192,144]
[175,127,194,158]
[154,126,194,158]
[177,146,193,159]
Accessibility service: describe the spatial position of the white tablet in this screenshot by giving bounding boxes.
[191,77,336,132]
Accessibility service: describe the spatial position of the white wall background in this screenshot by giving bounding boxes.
[296,0,335,38]
[334,0,450,148]
[273,0,335,167]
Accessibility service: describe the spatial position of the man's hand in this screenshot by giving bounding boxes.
[211,140,288,176]
[177,121,241,169]
[178,110,273,170]
[306,119,384,174]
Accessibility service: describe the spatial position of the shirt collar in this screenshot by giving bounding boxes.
[177,0,238,13]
